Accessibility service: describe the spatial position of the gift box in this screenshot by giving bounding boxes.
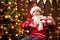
[41,16,52,23]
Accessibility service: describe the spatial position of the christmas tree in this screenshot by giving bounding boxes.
[0,0,26,40]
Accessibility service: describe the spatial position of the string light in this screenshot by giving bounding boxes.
[58,26,60,29]
[49,13,52,16]
[58,22,60,25]
[18,14,20,16]
[51,7,54,11]
[14,2,17,5]
[22,8,24,11]
[7,6,11,9]
[56,30,59,34]
[57,36,59,38]
[4,27,7,30]
[1,25,3,29]
[41,11,44,13]
[59,3,60,6]
[49,36,52,39]
[21,17,23,19]
[17,20,20,22]
[5,31,8,34]
[8,1,12,4]
[15,34,18,37]
[11,26,14,29]
[5,15,9,18]
[1,1,3,3]
[0,8,3,12]
[21,3,23,5]
[8,15,11,18]
[15,15,18,18]
[26,0,28,3]
[57,8,60,10]
[16,22,18,25]
[49,31,51,34]
[0,36,2,39]
[57,17,59,20]
[9,38,12,40]
[26,5,28,7]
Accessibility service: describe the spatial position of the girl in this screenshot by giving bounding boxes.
[19,6,56,40]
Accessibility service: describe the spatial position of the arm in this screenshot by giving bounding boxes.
[48,18,56,31]
[19,20,31,29]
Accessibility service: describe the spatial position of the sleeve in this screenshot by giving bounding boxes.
[47,21,56,31]
[19,20,31,29]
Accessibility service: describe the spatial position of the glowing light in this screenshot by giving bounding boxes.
[4,27,7,30]
[5,31,8,34]
[1,1,4,3]
[15,34,18,37]
[49,36,52,39]
[57,36,59,38]
[5,15,8,18]
[22,8,24,11]
[59,3,60,6]
[21,17,23,19]
[11,26,14,29]
[15,15,18,18]
[26,0,28,3]
[9,38,12,40]
[58,26,60,29]
[41,11,44,13]
[51,8,54,11]
[7,6,11,9]
[16,22,18,25]
[17,20,20,22]
[26,5,28,7]
[57,17,59,20]
[49,31,51,34]
[8,1,12,4]
[49,13,52,16]
[1,25,3,29]
[18,14,20,16]
[0,36,2,39]
[56,30,59,33]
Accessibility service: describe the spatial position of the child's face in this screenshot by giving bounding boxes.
[32,10,41,16]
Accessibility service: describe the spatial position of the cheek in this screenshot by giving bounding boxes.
[32,13,36,15]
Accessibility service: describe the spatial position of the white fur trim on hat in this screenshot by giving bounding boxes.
[30,6,41,15]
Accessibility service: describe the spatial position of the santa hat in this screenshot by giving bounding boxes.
[30,6,41,15]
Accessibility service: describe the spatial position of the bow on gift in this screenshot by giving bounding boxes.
[41,16,52,23]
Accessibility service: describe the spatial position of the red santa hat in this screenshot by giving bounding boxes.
[30,6,41,15]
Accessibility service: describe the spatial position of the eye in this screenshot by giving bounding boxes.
[33,11,35,13]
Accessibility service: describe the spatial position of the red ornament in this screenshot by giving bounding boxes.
[16,30,19,33]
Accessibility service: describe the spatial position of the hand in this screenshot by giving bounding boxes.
[49,18,56,25]
[29,23,37,27]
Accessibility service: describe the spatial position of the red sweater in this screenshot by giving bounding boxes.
[19,19,56,40]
